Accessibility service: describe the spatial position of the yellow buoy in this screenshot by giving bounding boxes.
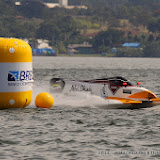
[35,92,54,109]
[0,38,33,109]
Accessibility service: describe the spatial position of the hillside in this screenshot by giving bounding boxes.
[1,0,160,56]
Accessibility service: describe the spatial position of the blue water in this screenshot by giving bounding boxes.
[0,57,160,160]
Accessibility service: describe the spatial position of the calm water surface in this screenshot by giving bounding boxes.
[0,57,160,160]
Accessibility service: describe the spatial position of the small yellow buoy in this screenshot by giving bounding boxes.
[35,92,54,109]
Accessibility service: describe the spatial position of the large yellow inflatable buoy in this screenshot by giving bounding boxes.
[0,38,33,109]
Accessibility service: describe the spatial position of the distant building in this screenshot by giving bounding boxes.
[15,1,87,9]
[122,43,141,48]
[23,39,52,49]
[59,0,68,7]
[67,42,94,54]
[15,2,20,5]
[44,3,60,8]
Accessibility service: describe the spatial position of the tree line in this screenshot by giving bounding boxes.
[1,0,160,56]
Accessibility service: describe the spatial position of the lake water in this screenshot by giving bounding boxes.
[1,57,160,160]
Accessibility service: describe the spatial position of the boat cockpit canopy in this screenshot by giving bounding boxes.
[95,76,133,86]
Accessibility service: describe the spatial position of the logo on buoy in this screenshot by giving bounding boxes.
[8,70,33,81]
[7,70,33,87]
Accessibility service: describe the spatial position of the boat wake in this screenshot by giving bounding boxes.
[32,84,108,109]
[52,92,108,108]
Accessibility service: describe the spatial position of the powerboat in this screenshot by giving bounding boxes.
[49,76,160,109]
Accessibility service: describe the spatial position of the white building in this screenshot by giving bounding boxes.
[15,0,87,9]
[44,3,60,8]
[59,0,68,7]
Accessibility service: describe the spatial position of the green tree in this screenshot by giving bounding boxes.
[92,28,125,52]
[147,18,160,33]
[129,6,152,26]
[143,42,160,57]
[53,41,66,54]
[116,47,143,57]
[18,0,46,18]
[29,38,38,48]
[36,16,80,45]
[0,0,18,16]
[36,21,60,42]
[148,34,154,42]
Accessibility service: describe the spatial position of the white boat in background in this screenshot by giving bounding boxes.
[49,76,160,109]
